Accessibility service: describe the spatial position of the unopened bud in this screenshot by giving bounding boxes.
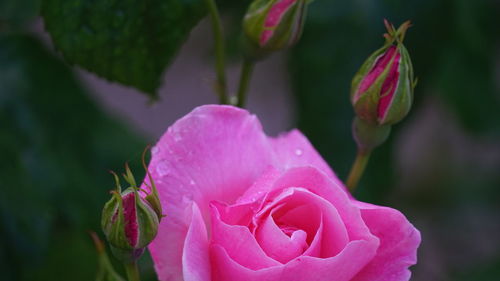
[101,162,161,263]
[351,20,416,126]
[243,0,310,60]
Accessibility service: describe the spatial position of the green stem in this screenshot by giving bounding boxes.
[124,261,141,281]
[346,149,372,192]
[236,59,255,108]
[204,0,228,104]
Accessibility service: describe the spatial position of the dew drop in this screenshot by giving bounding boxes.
[189,179,196,186]
[151,146,160,155]
[295,148,303,156]
[174,133,182,142]
[182,194,194,204]
[156,161,169,177]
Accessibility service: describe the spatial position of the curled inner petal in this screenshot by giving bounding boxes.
[255,214,308,263]
[251,187,350,263]
[377,50,401,120]
[122,192,138,247]
[355,46,399,103]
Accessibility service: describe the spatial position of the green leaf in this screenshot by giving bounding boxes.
[0,0,40,27]
[40,0,207,99]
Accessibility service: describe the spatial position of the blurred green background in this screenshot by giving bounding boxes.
[1,0,499,280]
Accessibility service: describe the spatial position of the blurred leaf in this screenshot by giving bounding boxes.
[40,0,207,99]
[433,0,500,134]
[0,0,40,27]
[454,255,500,280]
[0,33,145,281]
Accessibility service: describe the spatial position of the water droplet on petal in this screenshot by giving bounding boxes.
[156,161,170,177]
[295,148,303,156]
[151,146,160,155]
[182,194,194,204]
[189,179,196,186]
[174,133,182,142]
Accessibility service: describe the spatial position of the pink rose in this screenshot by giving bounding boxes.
[143,105,420,281]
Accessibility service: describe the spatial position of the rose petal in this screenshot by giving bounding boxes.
[377,50,401,120]
[237,167,281,206]
[146,105,276,280]
[302,215,323,258]
[352,202,421,281]
[269,129,338,182]
[211,239,378,281]
[255,212,309,263]
[269,167,375,242]
[211,201,281,270]
[182,202,210,281]
[356,46,397,100]
[256,187,349,257]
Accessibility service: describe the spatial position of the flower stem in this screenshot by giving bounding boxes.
[236,59,255,108]
[203,0,228,104]
[124,261,141,281]
[346,149,372,192]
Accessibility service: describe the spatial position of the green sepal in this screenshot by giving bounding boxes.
[352,117,391,152]
[122,163,137,189]
[134,192,159,249]
[379,44,414,125]
[109,245,146,264]
[101,172,132,251]
[142,148,164,221]
[243,0,275,47]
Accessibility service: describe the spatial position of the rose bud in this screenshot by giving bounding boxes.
[101,164,161,263]
[242,0,310,60]
[351,20,417,126]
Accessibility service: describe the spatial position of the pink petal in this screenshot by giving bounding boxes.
[211,202,281,270]
[211,239,378,281]
[268,167,375,243]
[352,202,421,281]
[182,202,210,281]
[146,105,275,281]
[254,187,349,262]
[302,216,323,258]
[377,51,401,120]
[255,214,308,263]
[269,129,338,181]
[122,192,138,247]
[237,167,282,206]
[355,46,397,103]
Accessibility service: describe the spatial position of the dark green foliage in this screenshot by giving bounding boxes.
[0,0,40,27]
[41,0,207,98]
[0,34,145,280]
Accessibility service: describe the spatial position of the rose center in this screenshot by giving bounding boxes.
[279,225,302,237]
